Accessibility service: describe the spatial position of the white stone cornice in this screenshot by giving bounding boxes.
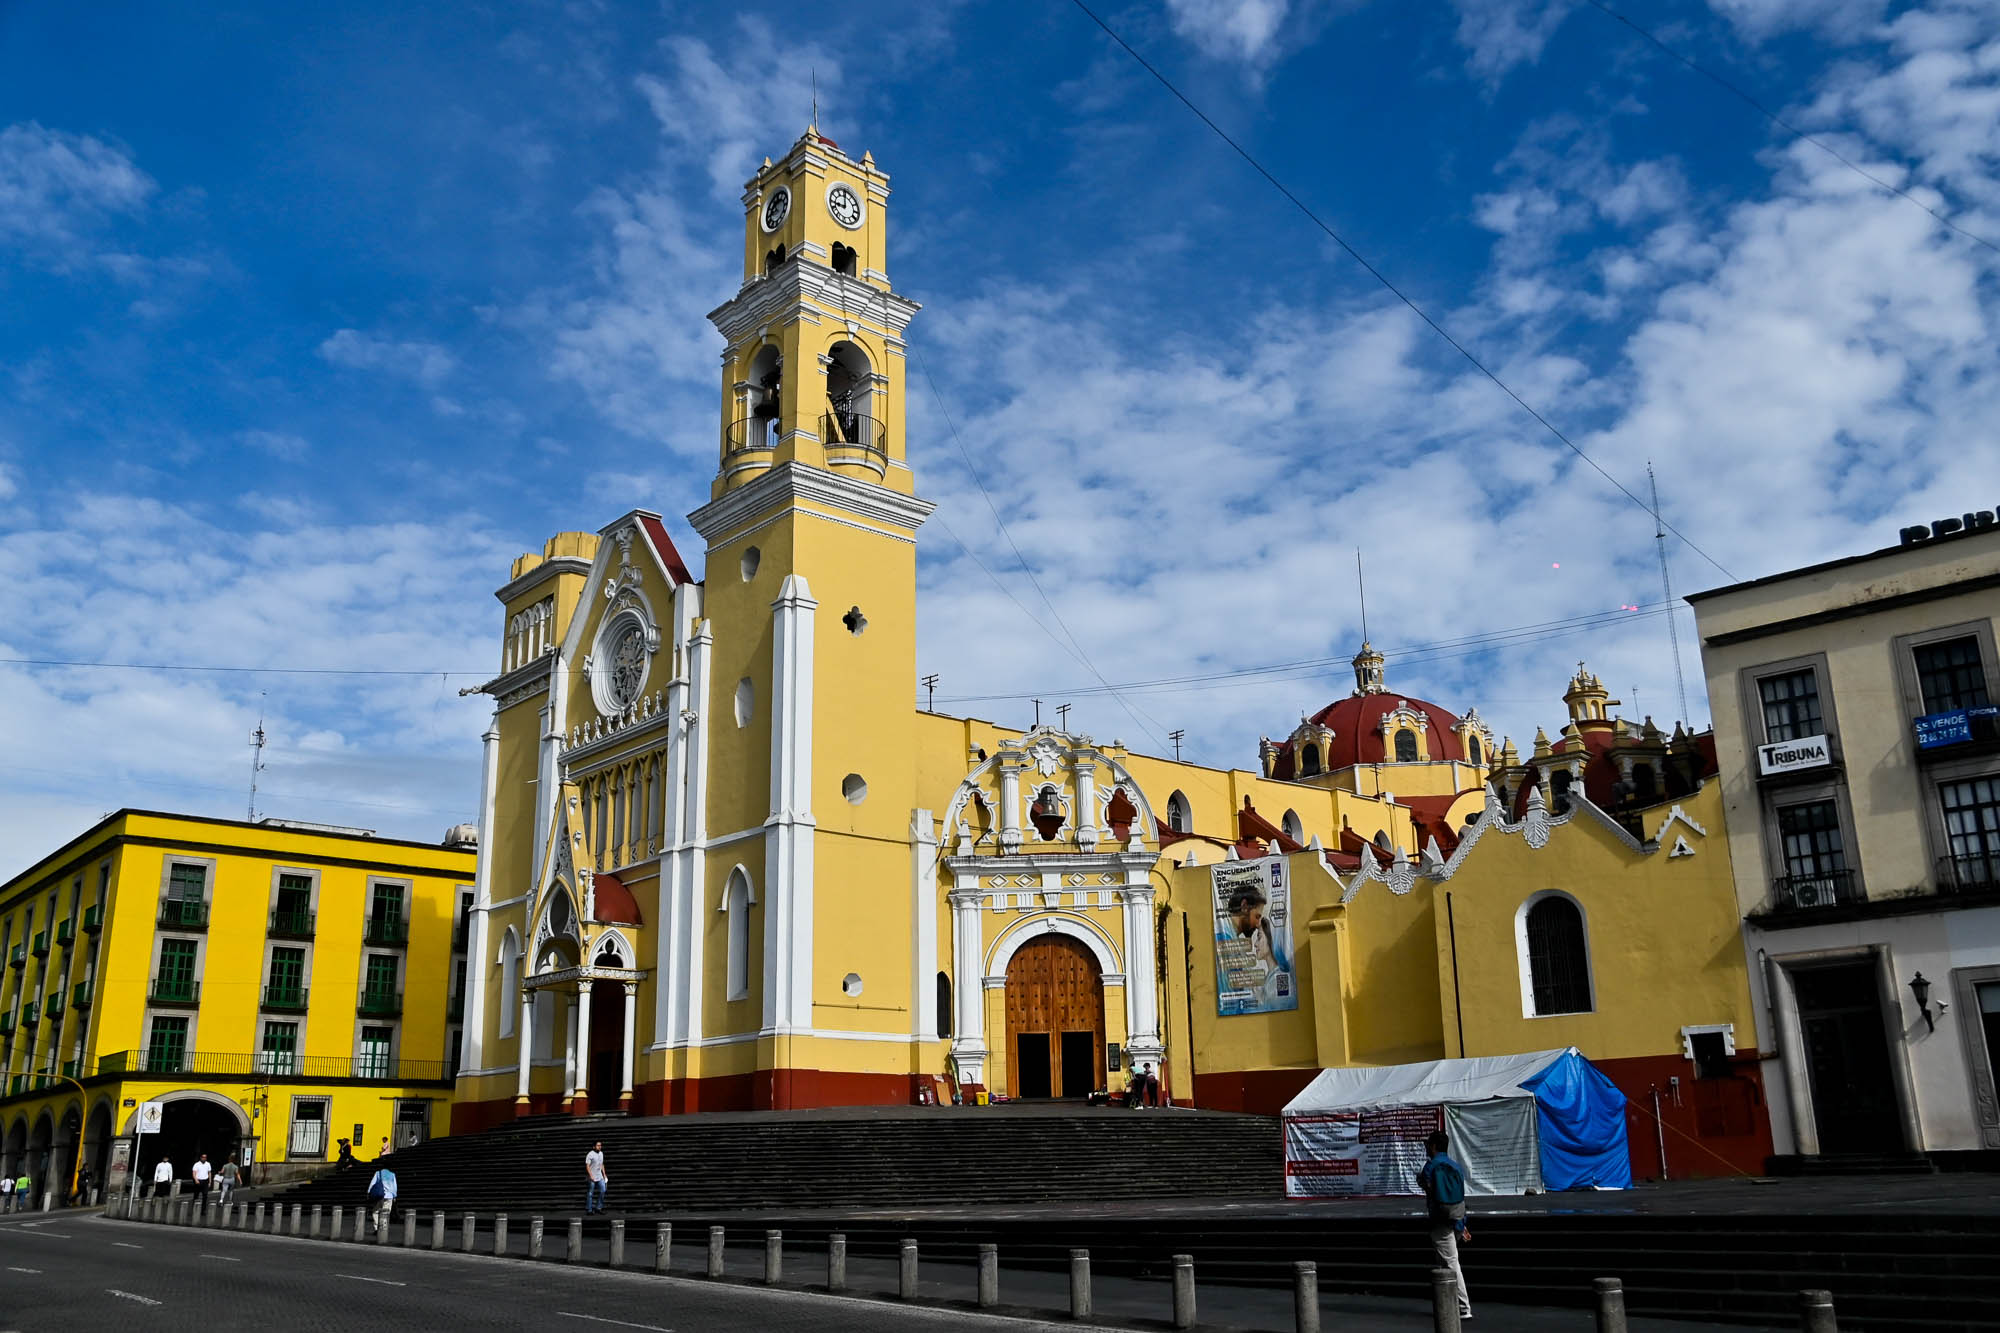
[473,652,555,707]
[688,462,936,545]
[708,263,921,344]
[496,555,594,607]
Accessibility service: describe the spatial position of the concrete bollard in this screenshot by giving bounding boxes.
[654,1222,671,1274]
[764,1229,783,1285]
[567,1218,583,1263]
[253,1202,266,1232]
[978,1243,998,1308]
[1595,1277,1628,1333]
[1070,1249,1093,1319]
[494,1213,509,1257]
[609,1219,625,1268]
[290,1204,303,1236]
[431,1211,446,1250]
[707,1225,725,1278]
[1800,1290,1838,1333]
[530,1216,545,1260]
[1431,1268,1462,1333]
[1171,1254,1197,1331]
[311,1205,324,1238]
[462,1212,476,1253]
[334,1206,349,1242]
[376,1210,391,1245]
[828,1233,847,1293]
[899,1238,919,1300]
[402,1210,416,1247]
[1295,1260,1320,1333]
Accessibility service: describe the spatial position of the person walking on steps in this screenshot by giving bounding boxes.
[191,1153,212,1204]
[584,1141,608,1214]
[150,1157,173,1199]
[1418,1129,1473,1322]
[217,1157,239,1206]
[365,1163,397,1235]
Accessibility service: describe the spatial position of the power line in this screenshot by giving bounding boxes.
[0,656,486,677]
[1576,0,2000,258]
[1063,0,1739,584]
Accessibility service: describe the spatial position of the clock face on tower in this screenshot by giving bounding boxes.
[827,183,863,230]
[762,186,791,233]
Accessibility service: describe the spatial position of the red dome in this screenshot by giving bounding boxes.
[1272,692,1468,779]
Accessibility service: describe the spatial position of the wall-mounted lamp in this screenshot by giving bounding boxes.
[1910,971,1936,1033]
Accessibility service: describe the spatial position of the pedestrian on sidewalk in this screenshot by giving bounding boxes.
[191,1153,213,1204]
[336,1138,357,1170]
[365,1163,397,1235]
[583,1141,608,1214]
[217,1158,239,1205]
[70,1164,91,1207]
[150,1157,173,1198]
[1418,1129,1472,1322]
[15,1172,31,1210]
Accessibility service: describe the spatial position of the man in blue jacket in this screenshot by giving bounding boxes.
[1417,1129,1472,1321]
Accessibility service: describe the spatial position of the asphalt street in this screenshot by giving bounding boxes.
[0,1210,1775,1332]
[0,1212,1075,1333]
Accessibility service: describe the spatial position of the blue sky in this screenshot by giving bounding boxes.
[3,0,1996,870]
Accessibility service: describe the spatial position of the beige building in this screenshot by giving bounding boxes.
[1688,515,2000,1159]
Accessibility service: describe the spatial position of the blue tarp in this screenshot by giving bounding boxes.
[1520,1048,1632,1189]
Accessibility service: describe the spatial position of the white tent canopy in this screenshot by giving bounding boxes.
[1284,1049,1565,1114]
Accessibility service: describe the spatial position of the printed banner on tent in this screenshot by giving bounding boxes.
[1282,1106,1442,1198]
[1212,856,1296,1016]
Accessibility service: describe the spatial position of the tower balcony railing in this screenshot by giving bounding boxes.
[270,908,317,940]
[821,412,887,476]
[148,976,201,1007]
[1939,852,2000,894]
[725,417,779,466]
[358,988,403,1017]
[364,916,409,947]
[261,984,310,1012]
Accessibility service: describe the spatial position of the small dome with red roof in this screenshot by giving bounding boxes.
[1264,642,1492,781]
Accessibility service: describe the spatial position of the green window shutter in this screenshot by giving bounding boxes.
[158,939,198,986]
[269,947,305,991]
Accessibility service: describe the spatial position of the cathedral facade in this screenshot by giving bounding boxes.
[450,131,1769,1180]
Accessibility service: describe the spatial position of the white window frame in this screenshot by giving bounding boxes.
[1514,889,1596,1019]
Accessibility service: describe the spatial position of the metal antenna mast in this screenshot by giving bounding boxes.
[248,697,269,823]
[1649,463,1691,724]
[1356,549,1369,642]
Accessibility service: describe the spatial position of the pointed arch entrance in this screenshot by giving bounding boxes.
[1005,934,1105,1100]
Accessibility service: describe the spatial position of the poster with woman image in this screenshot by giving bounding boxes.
[1212,855,1296,1015]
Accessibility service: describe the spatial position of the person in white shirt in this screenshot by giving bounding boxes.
[150,1157,173,1198]
[365,1166,397,1235]
[191,1154,213,1204]
[583,1142,608,1214]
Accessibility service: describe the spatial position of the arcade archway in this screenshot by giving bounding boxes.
[130,1094,246,1185]
[1004,934,1106,1100]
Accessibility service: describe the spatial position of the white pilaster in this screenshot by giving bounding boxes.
[516,993,534,1102]
[764,574,817,1034]
[998,761,1022,854]
[1120,878,1163,1065]
[1073,758,1099,852]
[947,879,988,1086]
[657,590,710,1051]
[910,809,939,1040]
[620,984,637,1096]
[531,665,567,887]
[562,991,579,1095]
[462,713,501,1075]
[572,982,593,1101]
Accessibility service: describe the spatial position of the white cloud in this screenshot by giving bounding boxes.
[1163,0,1295,67]
[1447,0,1575,83]
[0,121,156,273]
[0,490,514,877]
[239,429,311,461]
[318,328,458,388]
[1708,0,1887,43]
[0,462,16,501]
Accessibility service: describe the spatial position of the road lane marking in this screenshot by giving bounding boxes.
[198,1254,240,1262]
[338,1275,406,1286]
[108,1291,162,1306]
[113,1242,143,1248]
[6,1267,40,1273]
[558,1315,674,1332]
[11,1230,72,1238]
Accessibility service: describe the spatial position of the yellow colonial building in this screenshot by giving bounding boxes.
[0,810,475,1201]
[449,127,1771,1178]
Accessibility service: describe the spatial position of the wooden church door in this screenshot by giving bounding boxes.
[1005,934,1106,1099]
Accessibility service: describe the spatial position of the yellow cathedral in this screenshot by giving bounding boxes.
[450,129,1769,1183]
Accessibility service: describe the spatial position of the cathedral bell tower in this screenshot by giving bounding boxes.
[686,129,934,1102]
[709,125,920,501]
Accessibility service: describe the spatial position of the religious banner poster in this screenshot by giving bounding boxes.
[1283,1105,1443,1198]
[1212,855,1296,1016]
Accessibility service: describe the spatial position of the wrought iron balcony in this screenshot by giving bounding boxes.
[61,1059,79,1079]
[148,976,201,1007]
[8,944,24,968]
[21,1000,37,1025]
[820,411,887,475]
[363,916,409,947]
[261,984,309,1012]
[1769,869,1861,912]
[82,904,103,933]
[72,980,92,1010]
[44,992,63,1020]
[269,908,316,940]
[55,920,75,947]
[725,416,778,465]
[0,1011,14,1036]
[1939,852,2000,894]
[158,899,209,931]
[95,1048,449,1083]
[29,931,48,958]
[358,988,402,1017]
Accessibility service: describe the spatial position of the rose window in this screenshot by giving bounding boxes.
[608,622,647,708]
